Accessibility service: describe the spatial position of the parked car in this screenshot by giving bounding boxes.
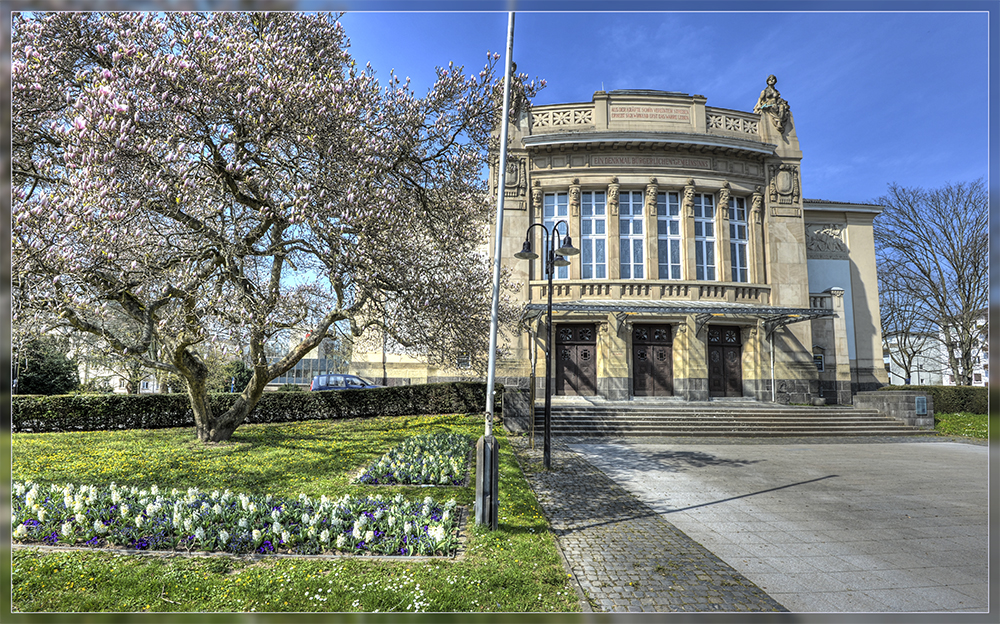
[309,374,383,391]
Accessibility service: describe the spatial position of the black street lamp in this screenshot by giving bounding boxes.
[515,220,579,469]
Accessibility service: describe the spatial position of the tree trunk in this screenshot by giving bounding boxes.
[193,369,270,442]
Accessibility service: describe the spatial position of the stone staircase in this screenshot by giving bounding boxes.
[530,398,929,437]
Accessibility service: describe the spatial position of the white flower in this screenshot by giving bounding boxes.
[212,504,222,515]
[336,533,347,549]
[281,530,291,544]
[364,530,375,543]
[320,529,330,543]
[404,522,414,535]
[388,516,397,528]
[120,504,130,518]
[352,525,362,540]
[61,521,74,537]
[428,526,446,542]
[194,527,206,542]
[302,513,311,525]
[94,520,108,535]
[14,525,28,539]
[238,518,248,528]
[151,485,159,496]
[423,496,433,506]
[37,507,47,522]
[135,514,144,528]
[183,518,193,532]
[219,530,230,545]
[442,511,450,522]
[272,521,283,535]
[252,529,262,542]
[211,490,220,500]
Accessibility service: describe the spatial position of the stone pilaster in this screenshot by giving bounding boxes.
[829,287,853,405]
[607,177,621,280]
[717,181,732,283]
[643,178,659,281]
[568,178,582,280]
[682,178,697,281]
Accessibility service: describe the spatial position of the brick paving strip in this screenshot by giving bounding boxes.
[509,436,788,613]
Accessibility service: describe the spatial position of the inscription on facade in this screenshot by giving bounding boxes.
[610,105,691,123]
[591,155,711,169]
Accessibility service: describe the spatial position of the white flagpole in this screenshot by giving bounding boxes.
[477,11,515,530]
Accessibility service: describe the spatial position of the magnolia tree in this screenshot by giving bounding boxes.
[13,12,538,441]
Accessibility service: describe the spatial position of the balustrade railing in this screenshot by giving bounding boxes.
[530,280,770,305]
[530,103,595,131]
[705,107,761,139]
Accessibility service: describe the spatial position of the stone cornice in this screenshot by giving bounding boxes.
[522,131,776,157]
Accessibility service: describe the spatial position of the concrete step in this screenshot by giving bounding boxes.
[524,402,925,436]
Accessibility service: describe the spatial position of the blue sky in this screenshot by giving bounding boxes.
[311,5,992,205]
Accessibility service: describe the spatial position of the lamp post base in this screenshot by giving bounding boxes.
[475,434,499,529]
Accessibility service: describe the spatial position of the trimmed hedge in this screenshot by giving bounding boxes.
[878,384,987,415]
[12,381,502,434]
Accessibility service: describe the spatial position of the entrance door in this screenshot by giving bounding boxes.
[555,324,597,396]
[708,326,743,398]
[632,324,673,396]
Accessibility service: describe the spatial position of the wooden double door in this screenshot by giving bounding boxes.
[555,324,597,396]
[708,325,744,398]
[632,323,674,396]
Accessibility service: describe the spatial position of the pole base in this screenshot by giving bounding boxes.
[474,435,499,529]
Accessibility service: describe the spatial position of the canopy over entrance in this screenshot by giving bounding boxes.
[521,299,833,337]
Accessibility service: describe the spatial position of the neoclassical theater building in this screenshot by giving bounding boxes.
[354,76,888,404]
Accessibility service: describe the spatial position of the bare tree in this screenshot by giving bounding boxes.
[873,179,988,386]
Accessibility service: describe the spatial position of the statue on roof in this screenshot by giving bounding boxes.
[754,74,791,134]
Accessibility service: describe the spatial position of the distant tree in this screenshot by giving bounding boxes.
[14,336,79,395]
[209,360,254,393]
[873,180,987,386]
[12,12,539,441]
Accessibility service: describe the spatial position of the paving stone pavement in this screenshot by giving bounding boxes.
[509,436,788,613]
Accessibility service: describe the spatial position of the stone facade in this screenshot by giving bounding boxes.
[353,77,889,405]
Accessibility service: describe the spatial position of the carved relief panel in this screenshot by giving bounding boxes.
[767,163,801,217]
[805,223,849,259]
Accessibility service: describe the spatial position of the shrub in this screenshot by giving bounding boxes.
[878,384,987,415]
[12,382,502,433]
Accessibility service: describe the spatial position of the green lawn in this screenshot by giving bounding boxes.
[11,413,581,613]
[933,412,989,439]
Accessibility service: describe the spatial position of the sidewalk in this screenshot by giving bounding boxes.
[510,434,988,614]
[509,436,787,612]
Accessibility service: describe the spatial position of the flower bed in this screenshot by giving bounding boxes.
[357,433,473,486]
[12,481,461,557]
